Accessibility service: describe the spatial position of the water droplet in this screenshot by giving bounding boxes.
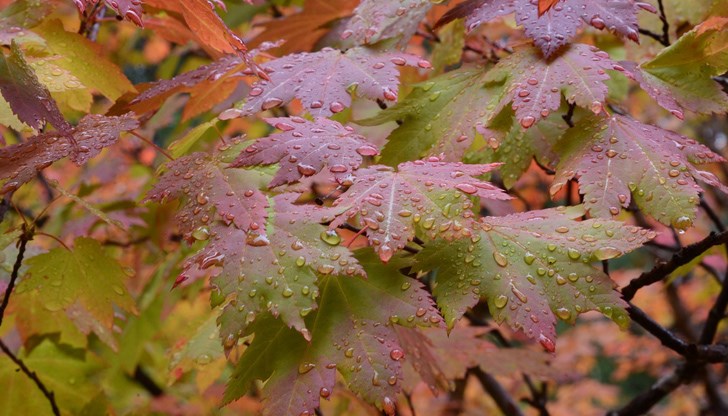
[389,349,404,361]
[298,362,316,374]
[520,116,536,128]
[494,294,508,309]
[556,308,571,320]
[493,252,508,267]
[196,354,212,365]
[320,230,341,246]
[593,246,621,260]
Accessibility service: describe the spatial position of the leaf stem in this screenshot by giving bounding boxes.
[128,130,175,161]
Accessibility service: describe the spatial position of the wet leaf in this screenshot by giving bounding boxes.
[0,112,138,194]
[181,194,363,345]
[250,0,359,54]
[16,238,137,349]
[145,151,269,239]
[231,117,379,187]
[437,0,651,57]
[621,17,728,116]
[552,113,726,228]
[128,54,247,120]
[358,67,498,166]
[342,0,432,48]
[330,157,510,262]
[416,206,654,351]
[234,47,428,118]
[0,41,69,131]
[223,250,442,416]
[485,44,619,129]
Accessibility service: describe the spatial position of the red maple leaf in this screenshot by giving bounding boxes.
[330,157,510,262]
[0,113,138,194]
[437,0,655,57]
[229,47,430,118]
[231,117,379,188]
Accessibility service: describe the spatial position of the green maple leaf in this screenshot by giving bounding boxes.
[416,206,654,351]
[223,250,443,416]
[470,108,564,188]
[182,194,364,348]
[17,237,136,349]
[33,20,135,102]
[624,17,728,116]
[0,339,102,416]
[358,67,498,166]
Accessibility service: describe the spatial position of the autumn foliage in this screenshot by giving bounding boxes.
[1,0,728,415]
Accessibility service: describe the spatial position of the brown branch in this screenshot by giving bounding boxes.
[0,339,60,416]
[607,364,692,416]
[471,368,525,416]
[621,230,728,301]
[0,224,33,327]
[638,0,670,47]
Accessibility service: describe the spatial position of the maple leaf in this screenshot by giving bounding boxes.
[73,0,144,27]
[552,114,727,229]
[180,194,364,347]
[16,238,137,349]
[0,0,56,30]
[144,151,268,240]
[0,339,103,415]
[538,0,561,16]
[33,20,136,102]
[395,326,553,392]
[358,67,498,166]
[230,117,379,188]
[144,0,246,55]
[485,44,619,129]
[341,0,432,48]
[0,41,70,131]
[437,0,653,57]
[223,250,443,416]
[127,54,247,120]
[473,108,564,188]
[330,157,511,262]
[250,0,359,54]
[0,112,139,194]
[416,206,654,351]
[232,47,430,118]
[620,17,728,117]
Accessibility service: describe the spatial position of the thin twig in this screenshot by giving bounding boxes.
[621,230,728,301]
[128,130,174,161]
[0,224,33,328]
[607,364,692,416]
[472,368,525,416]
[0,339,61,416]
[637,0,670,47]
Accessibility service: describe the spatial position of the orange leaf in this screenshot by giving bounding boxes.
[538,0,561,16]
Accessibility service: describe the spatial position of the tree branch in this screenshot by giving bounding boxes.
[607,364,692,416]
[0,224,33,327]
[0,339,61,416]
[471,368,525,416]
[621,230,728,301]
